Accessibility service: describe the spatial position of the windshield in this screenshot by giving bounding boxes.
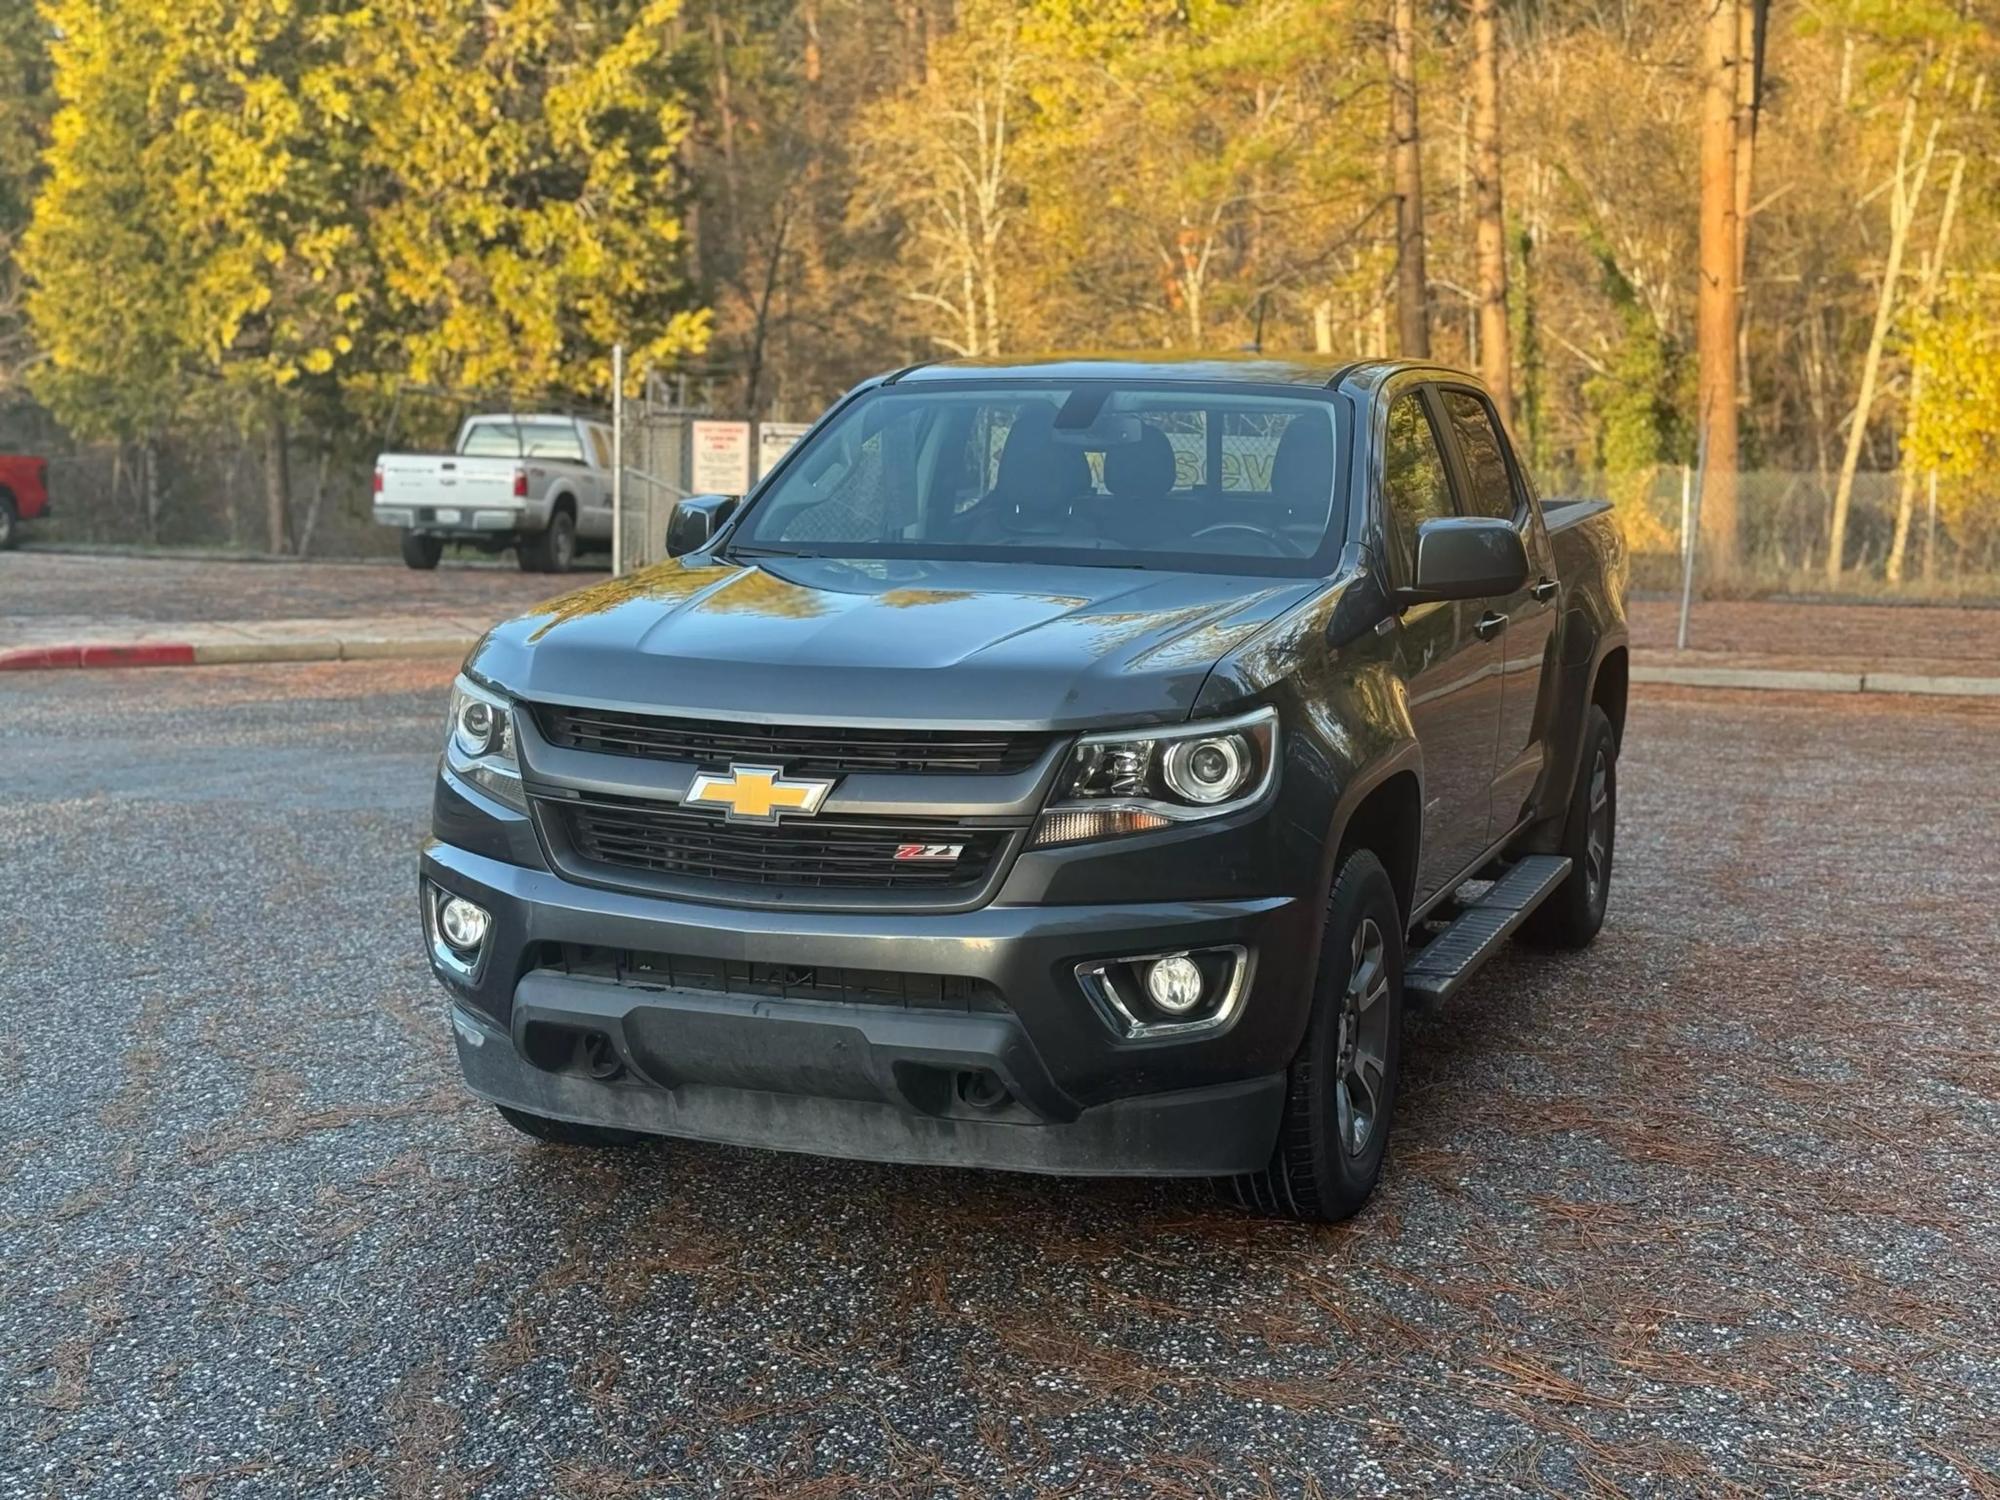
[730,381,1343,574]
[459,419,585,462]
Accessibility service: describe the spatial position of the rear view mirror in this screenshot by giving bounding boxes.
[667,493,739,557]
[1051,413,1144,447]
[1399,517,1527,605]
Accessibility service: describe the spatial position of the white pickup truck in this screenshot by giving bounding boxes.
[373,413,616,572]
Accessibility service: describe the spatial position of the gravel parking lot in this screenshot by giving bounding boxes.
[3,664,1997,1497]
[0,551,578,633]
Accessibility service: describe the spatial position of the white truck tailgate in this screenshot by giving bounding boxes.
[375,455,522,528]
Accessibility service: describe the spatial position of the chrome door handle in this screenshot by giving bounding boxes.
[1474,611,1508,641]
[1531,577,1558,603]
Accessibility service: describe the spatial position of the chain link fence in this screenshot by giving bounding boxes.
[13,375,1997,604]
[1585,468,1999,600]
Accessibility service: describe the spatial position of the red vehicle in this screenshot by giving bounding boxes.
[0,455,50,549]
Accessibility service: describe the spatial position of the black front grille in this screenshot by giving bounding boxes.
[532,703,1047,776]
[546,792,1007,893]
[555,946,1006,1012]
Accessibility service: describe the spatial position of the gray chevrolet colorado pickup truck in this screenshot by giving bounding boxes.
[421,356,1628,1222]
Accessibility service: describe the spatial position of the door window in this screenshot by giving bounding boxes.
[587,426,613,469]
[1381,394,1455,585]
[1439,391,1518,521]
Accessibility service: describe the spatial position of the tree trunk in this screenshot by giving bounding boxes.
[263,411,292,556]
[1471,0,1511,424]
[297,444,331,559]
[1696,0,1741,570]
[708,5,740,242]
[142,439,161,542]
[1885,376,1923,588]
[1826,90,1937,583]
[1732,0,1767,431]
[1388,0,1429,358]
[1885,147,1965,584]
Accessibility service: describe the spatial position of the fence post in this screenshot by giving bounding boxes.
[1675,462,1693,651]
[611,344,625,577]
[1923,469,1938,584]
[1678,422,1710,653]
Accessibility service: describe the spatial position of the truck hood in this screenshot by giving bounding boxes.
[467,556,1324,729]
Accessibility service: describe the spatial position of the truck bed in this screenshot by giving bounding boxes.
[1541,497,1612,534]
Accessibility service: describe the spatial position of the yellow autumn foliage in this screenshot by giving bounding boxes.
[24,0,708,444]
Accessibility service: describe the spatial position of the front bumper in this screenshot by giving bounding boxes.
[424,839,1313,1176]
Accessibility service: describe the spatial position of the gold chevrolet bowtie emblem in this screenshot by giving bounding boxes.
[684,764,836,823]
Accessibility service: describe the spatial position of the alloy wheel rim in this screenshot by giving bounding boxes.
[1333,916,1391,1159]
[1583,749,1611,906]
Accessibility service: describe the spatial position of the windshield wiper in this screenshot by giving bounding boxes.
[726,544,823,560]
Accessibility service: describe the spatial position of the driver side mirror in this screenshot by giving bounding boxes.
[1397,517,1528,605]
[666,493,739,558]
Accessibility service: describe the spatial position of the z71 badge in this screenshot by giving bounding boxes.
[893,842,965,863]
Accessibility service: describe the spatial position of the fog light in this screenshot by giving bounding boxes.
[439,895,490,953]
[1144,955,1205,1014]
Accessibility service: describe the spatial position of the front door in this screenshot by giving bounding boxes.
[1380,389,1505,904]
[1436,388,1557,835]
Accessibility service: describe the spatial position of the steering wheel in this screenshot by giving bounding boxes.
[1189,522,1306,558]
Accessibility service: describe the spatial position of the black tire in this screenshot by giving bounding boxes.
[494,1104,649,1148]
[519,504,577,573]
[1520,705,1617,950]
[1224,848,1405,1223]
[0,491,18,550]
[400,530,443,570]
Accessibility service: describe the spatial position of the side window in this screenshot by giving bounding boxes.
[772,406,933,543]
[586,426,613,470]
[1439,391,1517,522]
[1382,393,1455,584]
[775,425,890,543]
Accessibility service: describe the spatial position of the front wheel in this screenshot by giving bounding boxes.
[0,493,18,550]
[1224,847,1405,1223]
[495,1105,649,1148]
[1519,705,1617,950]
[400,531,443,570]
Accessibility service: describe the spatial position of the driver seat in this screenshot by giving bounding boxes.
[959,405,1093,541]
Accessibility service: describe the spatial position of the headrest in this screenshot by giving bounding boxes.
[1271,414,1333,507]
[1102,426,1178,499]
[993,405,1091,511]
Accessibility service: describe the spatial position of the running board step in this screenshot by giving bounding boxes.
[1404,855,1573,1006]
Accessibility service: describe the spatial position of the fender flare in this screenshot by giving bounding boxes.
[1314,737,1425,929]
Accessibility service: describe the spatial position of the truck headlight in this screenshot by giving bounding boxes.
[445,675,526,811]
[1032,706,1277,847]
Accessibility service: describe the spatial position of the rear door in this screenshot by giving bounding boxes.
[1435,387,1558,837]
[1378,385,1505,903]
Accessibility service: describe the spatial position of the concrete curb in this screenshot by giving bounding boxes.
[1634,664,2000,697]
[0,635,474,672]
[4,640,1995,696]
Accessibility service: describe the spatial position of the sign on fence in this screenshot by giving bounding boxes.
[757,422,812,479]
[690,419,753,495]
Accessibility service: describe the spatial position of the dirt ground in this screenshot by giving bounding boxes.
[6,549,1994,675]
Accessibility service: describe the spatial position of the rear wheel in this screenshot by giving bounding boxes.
[1519,705,1617,949]
[494,1105,649,1148]
[0,492,18,550]
[1224,848,1404,1223]
[519,505,576,573]
[400,531,443,570]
